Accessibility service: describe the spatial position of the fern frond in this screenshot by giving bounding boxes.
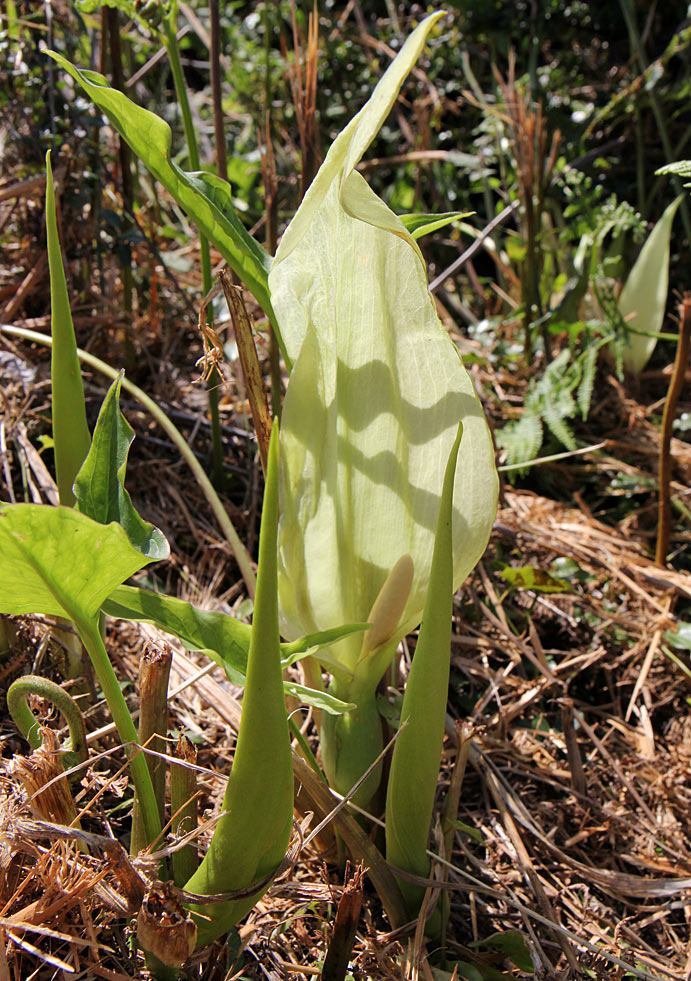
[496,409,543,467]
[656,160,691,183]
[577,345,598,421]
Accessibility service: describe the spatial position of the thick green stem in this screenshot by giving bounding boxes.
[320,681,384,808]
[0,326,256,597]
[76,617,161,847]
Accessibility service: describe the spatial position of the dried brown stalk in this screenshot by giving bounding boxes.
[131,643,172,858]
[170,734,199,888]
[468,54,561,361]
[321,862,365,981]
[219,269,273,473]
[286,0,321,198]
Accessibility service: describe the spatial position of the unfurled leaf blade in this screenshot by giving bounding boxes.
[47,51,275,330]
[283,682,355,715]
[0,504,153,623]
[103,584,366,683]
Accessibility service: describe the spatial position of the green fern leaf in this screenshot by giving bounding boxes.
[577,345,598,421]
[496,410,543,467]
[656,160,691,183]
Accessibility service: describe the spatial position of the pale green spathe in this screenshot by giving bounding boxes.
[270,13,498,678]
[617,195,682,375]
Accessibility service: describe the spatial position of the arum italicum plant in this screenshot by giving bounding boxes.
[30,8,499,943]
[272,9,498,831]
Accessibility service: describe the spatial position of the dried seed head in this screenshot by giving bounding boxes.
[137,879,197,967]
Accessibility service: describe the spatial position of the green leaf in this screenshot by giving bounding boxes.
[46,151,91,506]
[664,622,691,651]
[281,623,370,666]
[577,343,598,421]
[614,195,682,374]
[499,565,571,593]
[202,648,356,714]
[399,211,470,239]
[0,503,162,844]
[0,504,153,622]
[452,819,484,843]
[103,584,367,684]
[74,374,169,561]
[103,583,253,683]
[46,52,276,333]
[279,682,354,716]
[551,556,589,581]
[471,930,533,972]
[657,160,691,183]
[505,234,527,263]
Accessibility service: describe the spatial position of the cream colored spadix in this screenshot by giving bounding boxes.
[270,12,498,801]
[361,554,414,659]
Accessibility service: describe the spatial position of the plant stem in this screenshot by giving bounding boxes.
[77,617,161,847]
[0,325,256,597]
[657,293,691,565]
[131,643,172,857]
[163,15,224,487]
